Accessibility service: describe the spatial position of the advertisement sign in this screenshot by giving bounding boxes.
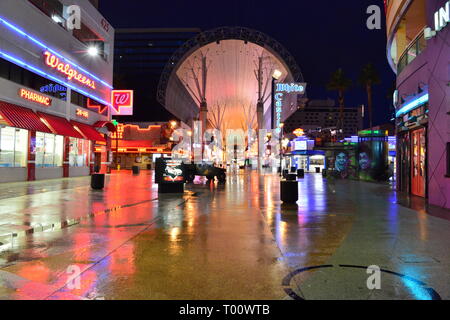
[111,90,134,116]
[155,158,185,184]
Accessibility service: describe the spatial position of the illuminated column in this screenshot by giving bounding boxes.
[27,131,36,181]
[199,101,208,134]
[63,136,70,177]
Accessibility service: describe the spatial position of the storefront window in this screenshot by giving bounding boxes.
[36,132,63,167]
[69,137,90,167]
[0,126,28,167]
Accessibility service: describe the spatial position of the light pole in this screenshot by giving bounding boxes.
[279,122,284,176]
[187,130,193,163]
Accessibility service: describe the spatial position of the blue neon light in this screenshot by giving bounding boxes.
[395,93,429,117]
[0,50,111,107]
[0,16,113,89]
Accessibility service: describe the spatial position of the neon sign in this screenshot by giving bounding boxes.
[44,51,96,89]
[111,90,134,116]
[293,128,305,137]
[424,1,449,39]
[396,93,429,117]
[76,108,89,118]
[19,88,52,106]
[274,82,307,131]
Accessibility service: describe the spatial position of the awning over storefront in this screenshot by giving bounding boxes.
[94,121,117,132]
[71,120,106,143]
[0,101,52,133]
[37,112,83,138]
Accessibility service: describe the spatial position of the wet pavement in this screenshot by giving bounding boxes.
[0,171,449,300]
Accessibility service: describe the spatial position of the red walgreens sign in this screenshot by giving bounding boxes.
[111,90,133,115]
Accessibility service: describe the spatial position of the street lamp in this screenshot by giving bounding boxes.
[187,130,193,163]
[271,70,282,130]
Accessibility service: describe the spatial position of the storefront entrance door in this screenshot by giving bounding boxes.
[411,128,426,197]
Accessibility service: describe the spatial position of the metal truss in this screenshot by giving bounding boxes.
[156,26,304,106]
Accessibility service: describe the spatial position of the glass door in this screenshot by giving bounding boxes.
[411,128,426,197]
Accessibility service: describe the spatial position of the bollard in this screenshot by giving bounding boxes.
[91,173,105,190]
[280,180,298,203]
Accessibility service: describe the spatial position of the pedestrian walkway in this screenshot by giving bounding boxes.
[0,171,449,299]
[0,171,163,248]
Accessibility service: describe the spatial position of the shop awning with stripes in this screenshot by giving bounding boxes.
[71,120,106,143]
[0,101,52,133]
[37,112,83,138]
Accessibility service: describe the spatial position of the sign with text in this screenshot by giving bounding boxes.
[19,88,52,106]
[274,82,306,130]
[111,90,134,116]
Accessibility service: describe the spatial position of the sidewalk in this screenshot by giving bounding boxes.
[0,171,160,249]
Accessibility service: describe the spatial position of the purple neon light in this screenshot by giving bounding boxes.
[0,16,113,89]
[0,50,111,107]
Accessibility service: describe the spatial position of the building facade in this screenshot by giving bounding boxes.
[111,122,173,170]
[283,99,364,138]
[114,28,201,122]
[386,0,450,208]
[0,0,115,183]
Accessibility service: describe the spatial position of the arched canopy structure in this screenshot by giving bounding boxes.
[157,26,304,131]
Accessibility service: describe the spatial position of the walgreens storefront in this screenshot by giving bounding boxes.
[0,101,108,183]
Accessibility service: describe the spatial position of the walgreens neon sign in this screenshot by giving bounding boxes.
[44,51,96,90]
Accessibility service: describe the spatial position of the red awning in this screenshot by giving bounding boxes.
[94,121,117,132]
[37,112,83,138]
[71,121,106,142]
[0,101,52,133]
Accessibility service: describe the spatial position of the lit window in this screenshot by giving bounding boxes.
[0,126,28,167]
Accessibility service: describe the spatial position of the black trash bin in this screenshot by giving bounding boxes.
[297,169,305,178]
[322,169,328,177]
[315,167,321,173]
[286,173,297,181]
[91,173,105,190]
[290,166,296,173]
[280,180,298,203]
[132,166,140,175]
[282,169,289,178]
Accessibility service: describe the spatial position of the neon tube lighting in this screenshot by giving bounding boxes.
[0,50,111,107]
[395,93,429,118]
[0,16,113,89]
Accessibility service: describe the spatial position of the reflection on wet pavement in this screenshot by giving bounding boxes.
[0,171,449,300]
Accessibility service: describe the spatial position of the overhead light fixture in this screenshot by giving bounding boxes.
[272,69,282,80]
[51,15,63,24]
[87,46,99,57]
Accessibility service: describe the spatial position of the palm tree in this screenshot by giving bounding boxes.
[359,63,381,129]
[327,68,352,130]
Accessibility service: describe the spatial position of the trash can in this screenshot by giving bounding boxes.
[280,180,298,203]
[283,169,289,178]
[286,173,297,181]
[290,166,296,173]
[91,173,105,190]
[132,166,140,175]
[297,169,305,178]
[315,167,321,173]
[322,169,328,177]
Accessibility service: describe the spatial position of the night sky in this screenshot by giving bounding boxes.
[99,0,396,127]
